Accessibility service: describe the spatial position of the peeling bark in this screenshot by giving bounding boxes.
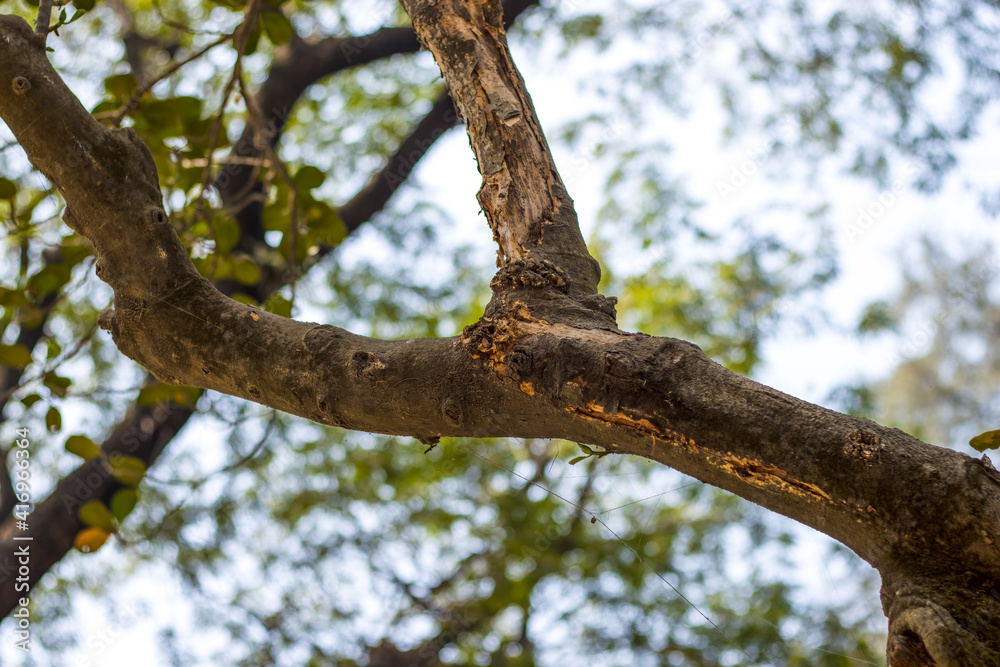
[1,4,999,664]
[402,0,600,293]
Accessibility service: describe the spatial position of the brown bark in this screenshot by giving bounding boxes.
[0,12,482,617]
[0,3,998,664]
[0,1,541,619]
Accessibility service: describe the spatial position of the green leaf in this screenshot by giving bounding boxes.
[0,177,17,199]
[61,8,89,26]
[233,257,261,285]
[262,202,288,232]
[27,263,73,299]
[970,429,1000,452]
[65,434,102,460]
[137,383,201,408]
[43,372,72,398]
[244,22,261,56]
[263,294,293,318]
[60,242,92,269]
[293,165,326,190]
[0,344,33,368]
[91,99,118,116]
[20,393,42,409]
[0,287,32,308]
[73,0,97,10]
[104,73,138,104]
[305,202,345,246]
[140,97,203,137]
[214,218,241,253]
[109,454,147,487]
[261,11,294,46]
[110,489,139,523]
[568,443,607,465]
[78,501,116,532]
[46,406,62,432]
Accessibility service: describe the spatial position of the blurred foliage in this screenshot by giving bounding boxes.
[7,0,1000,665]
[831,239,1000,454]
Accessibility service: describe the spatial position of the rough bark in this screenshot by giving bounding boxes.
[0,4,998,664]
[0,8,485,616]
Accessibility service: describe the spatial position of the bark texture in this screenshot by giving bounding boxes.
[0,4,998,664]
[0,1,541,617]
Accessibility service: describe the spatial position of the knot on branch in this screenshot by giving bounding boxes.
[505,345,533,380]
[348,350,386,382]
[583,293,618,319]
[303,324,343,354]
[11,76,30,96]
[461,315,519,374]
[490,258,568,293]
[441,396,464,427]
[846,428,883,465]
[884,580,1000,667]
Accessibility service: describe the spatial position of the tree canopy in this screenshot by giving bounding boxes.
[1,0,999,665]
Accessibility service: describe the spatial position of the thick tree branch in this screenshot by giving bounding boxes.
[1,7,999,665]
[0,9,513,614]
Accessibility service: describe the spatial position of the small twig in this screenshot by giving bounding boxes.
[237,73,301,283]
[105,32,233,126]
[35,0,55,43]
[190,1,262,229]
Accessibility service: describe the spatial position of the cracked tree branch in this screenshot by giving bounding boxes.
[0,3,998,663]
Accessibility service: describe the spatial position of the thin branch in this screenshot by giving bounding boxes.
[34,0,54,43]
[338,89,460,234]
[104,32,234,126]
[191,2,261,225]
[237,73,301,282]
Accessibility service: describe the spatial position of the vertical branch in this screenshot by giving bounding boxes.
[236,73,301,283]
[400,0,600,293]
[35,0,55,43]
